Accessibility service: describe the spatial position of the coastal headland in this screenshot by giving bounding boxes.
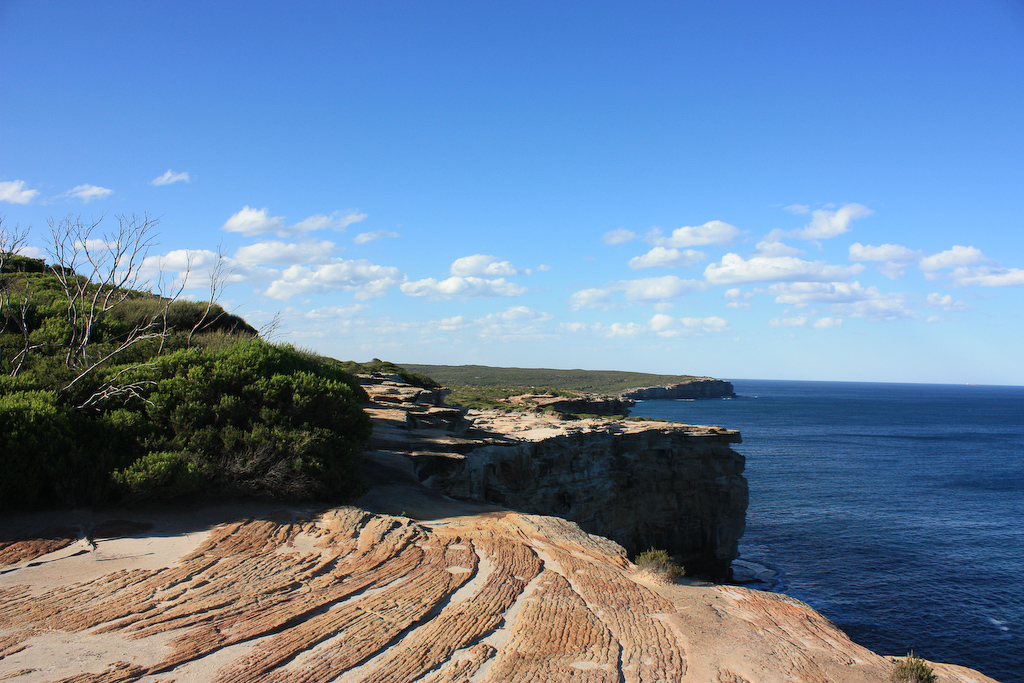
[0,374,1001,682]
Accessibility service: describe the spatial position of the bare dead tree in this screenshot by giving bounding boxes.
[0,218,34,374]
[186,243,232,346]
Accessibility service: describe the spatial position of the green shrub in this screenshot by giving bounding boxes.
[891,653,937,683]
[635,548,685,581]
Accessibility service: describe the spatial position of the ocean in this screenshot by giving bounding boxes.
[633,379,1024,683]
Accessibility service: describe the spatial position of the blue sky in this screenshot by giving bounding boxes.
[2,1,1023,384]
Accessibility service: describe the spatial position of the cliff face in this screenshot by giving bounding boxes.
[621,377,736,400]
[414,413,747,580]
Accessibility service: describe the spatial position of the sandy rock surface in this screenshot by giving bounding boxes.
[0,503,999,683]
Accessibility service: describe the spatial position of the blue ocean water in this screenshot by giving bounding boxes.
[633,379,1024,683]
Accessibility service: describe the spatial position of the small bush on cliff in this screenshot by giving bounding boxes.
[635,548,685,581]
[891,653,937,683]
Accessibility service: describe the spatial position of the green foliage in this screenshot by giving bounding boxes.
[891,653,938,683]
[444,385,579,410]
[1,259,373,510]
[400,363,699,395]
[335,358,441,389]
[635,548,685,581]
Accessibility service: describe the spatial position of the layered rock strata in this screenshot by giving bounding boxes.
[414,412,747,579]
[0,506,999,683]
[620,377,736,400]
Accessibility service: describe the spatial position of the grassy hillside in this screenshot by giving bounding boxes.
[399,364,701,395]
[1,243,371,511]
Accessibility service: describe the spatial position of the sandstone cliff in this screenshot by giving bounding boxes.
[0,505,999,683]
[414,412,747,580]
[621,377,736,400]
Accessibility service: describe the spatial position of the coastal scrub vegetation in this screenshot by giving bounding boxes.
[400,363,699,396]
[890,653,938,683]
[634,548,685,582]
[0,216,372,511]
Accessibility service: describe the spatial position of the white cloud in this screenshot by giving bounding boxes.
[151,169,190,186]
[222,206,287,236]
[140,249,227,289]
[628,246,706,270]
[569,276,707,309]
[754,239,803,257]
[568,287,616,310]
[603,228,637,245]
[724,287,753,309]
[648,314,729,337]
[476,306,556,340]
[767,282,913,321]
[813,317,843,328]
[769,281,874,306]
[64,184,113,203]
[849,242,922,262]
[537,264,552,272]
[795,203,872,240]
[620,275,707,302]
[768,317,808,327]
[783,204,811,215]
[603,322,645,338]
[767,203,872,242]
[354,229,399,245]
[264,259,405,300]
[235,240,336,266]
[292,211,367,233]
[926,293,970,311]
[648,220,741,247]
[450,254,520,277]
[0,180,39,204]
[221,206,366,237]
[919,245,989,272]
[704,253,865,285]
[948,265,1024,287]
[304,304,370,318]
[400,276,527,300]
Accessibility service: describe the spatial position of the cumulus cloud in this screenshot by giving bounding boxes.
[221,206,366,237]
[704,253,865,285]
[849,242,922,262]
[813,317,843,328]
[783,204,811,214]
[400,276,527,300]
[849,242,924,279]
[724,287,753,309]
[792,203,872,240]
[917,246,1023,286]
[926,293,970,311]
[768,317,808,327]
[63,184,113,203]
[628,246,706,270]
[648,220,741,247]
[569,276,707,310]
[603,322,645,338]
[0,180,39,204]
[476,306,556,340]
[234,240,336,266]
[140,248,227,289]
[768,281,875,306]
[767,282,912,321]
[948,265,1024,287]
[648,314,729,337]
[264,259,405,300]
[603,228,637,245]
[919,245,989,272]
[450,254,521,277]
[754,239,803,257]
[353,229,399,245]
[568,287,616,310]
[151,169,190,186]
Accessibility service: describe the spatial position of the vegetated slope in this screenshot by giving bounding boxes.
[0,252,371,511]
[400,364,701,395]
